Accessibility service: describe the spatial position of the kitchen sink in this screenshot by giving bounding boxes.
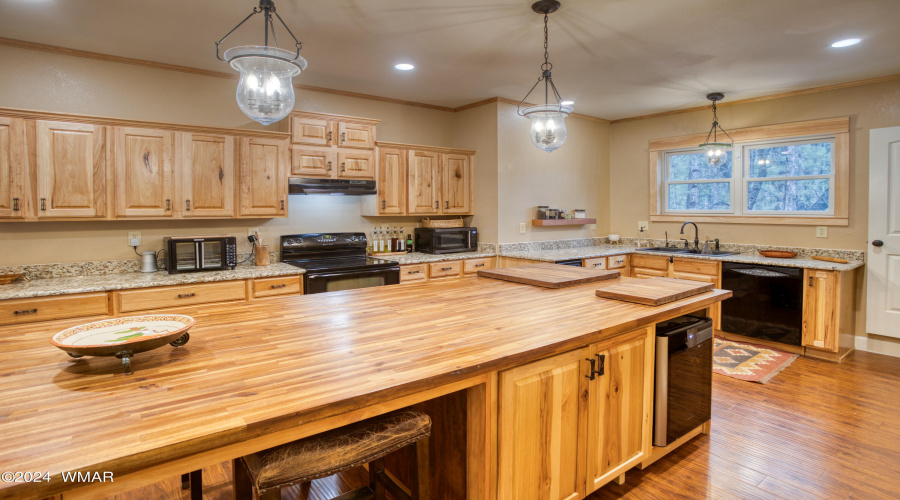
[639,247,739,256]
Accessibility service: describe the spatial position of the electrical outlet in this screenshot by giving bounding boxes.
[128,231,141,247]
[816,226,828,238]
[519,222,527,234]
[637,221,649,232]
[248,227,259,237]
[590,224,596,230]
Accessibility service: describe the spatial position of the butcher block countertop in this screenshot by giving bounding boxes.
[0,276,730,499]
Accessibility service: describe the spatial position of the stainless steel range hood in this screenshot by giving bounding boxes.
[288,177,377,195]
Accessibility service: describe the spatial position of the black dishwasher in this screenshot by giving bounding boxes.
[720,262,803,346]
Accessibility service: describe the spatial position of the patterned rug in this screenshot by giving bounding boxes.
[713,337,799,384]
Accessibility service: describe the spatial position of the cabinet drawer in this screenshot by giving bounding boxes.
[0,293,108,326]
[400,264,428,282]
[631,268,667,279]
[463,258,494,274]
[672,271,717,284]
[116,281,246,313]
[253,276,302,298]
[583,257,607,270]
[673,258,718,277]
[429,261,461,278]
[608,255,627,269]
[630,254,668,270]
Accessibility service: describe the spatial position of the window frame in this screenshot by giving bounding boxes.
[649,117,849,226]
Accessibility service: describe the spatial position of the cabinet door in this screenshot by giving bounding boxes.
[802,270,838,351]
[498,348,588,500]
[238,137,288,217]
[441,153,472,214]
[337,122,375,149]
[377,148,406,215]
[0,117,27,219]
[114,127,174,218]
[337,150,375,179]
[585,329,651,494]
[291,146,334,178]
[179,133,235,218]
[35,120,107,218]
[291,116,333,146]
[407,150,440,215]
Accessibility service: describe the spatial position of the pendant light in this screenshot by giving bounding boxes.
[517,0,573,153]
[216,0,307,125]
[698,93,734,165]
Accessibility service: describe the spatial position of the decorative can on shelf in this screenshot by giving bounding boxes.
[574,209,585,218]
[558,209,566,219]
[536,206,549,220]
[548,208,559,219]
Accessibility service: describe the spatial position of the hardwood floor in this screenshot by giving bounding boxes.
[110,351,900,500]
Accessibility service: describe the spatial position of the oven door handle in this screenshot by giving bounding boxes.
[307,268,400,280]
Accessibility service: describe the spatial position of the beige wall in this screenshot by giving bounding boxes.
[453,102,500,244]
[609,79,900,357]
[0,45,456,264]
[496,103,610,242]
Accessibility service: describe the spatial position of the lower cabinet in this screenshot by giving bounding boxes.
[802,269,838,352]
[399,257,495,282]
[498,327,653,499]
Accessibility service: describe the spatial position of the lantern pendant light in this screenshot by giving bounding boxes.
[216,0,307,126]
[517,0,573,153]
[698,92,734,165]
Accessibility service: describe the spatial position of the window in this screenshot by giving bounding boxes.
[650,117,849,226]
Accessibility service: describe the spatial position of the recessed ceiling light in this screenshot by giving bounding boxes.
[394,63,415,71]
[560,100,575,106]
[831,38,861,48]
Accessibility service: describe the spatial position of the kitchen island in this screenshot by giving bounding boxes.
[0,274,730,500]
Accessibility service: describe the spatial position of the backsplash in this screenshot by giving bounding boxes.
[499,237,610,253]
[0,251,281,280]
[617,237,865,262]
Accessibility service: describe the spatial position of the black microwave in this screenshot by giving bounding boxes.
[164,236,237,273]
[414,227,477,254]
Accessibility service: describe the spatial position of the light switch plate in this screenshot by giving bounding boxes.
[128,231,141,247]
[637,221,649,231]
[816,226,828,238]
[590,224,597,230]
[519,222,526,234]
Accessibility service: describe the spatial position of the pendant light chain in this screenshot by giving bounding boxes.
[542,14,551,71]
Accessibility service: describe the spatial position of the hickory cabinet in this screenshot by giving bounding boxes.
[497,327,653,499]
[34,120,108,219]
[289,112,379,180]
[239,136,289,217]
[176,132,235,218]
[0,116,27,219]
[113,127,175,218]
[801,268,856,360]
[360,142,475,217]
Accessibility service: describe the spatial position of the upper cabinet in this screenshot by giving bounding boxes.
[239,136,288,217]
[362,142,476,217]
[113,127,175,218]
[0,117,27,219]
[35,120,107,219]
[289,111,379,180]
[177,132,235,218]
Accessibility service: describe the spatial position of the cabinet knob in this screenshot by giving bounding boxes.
[872,240,884,247]
[280,199,285,211]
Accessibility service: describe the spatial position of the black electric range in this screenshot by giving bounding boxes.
[280,233,400,294]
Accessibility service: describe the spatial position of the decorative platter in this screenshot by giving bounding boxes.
[758,250,797,259]
[50,314,195,375]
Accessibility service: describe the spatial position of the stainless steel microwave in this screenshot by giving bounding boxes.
[164,236,237,273]
[414,227,477,254]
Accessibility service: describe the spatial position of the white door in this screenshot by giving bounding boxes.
[867,126,900,338]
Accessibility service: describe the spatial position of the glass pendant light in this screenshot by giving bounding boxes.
[517,0,573,153]
[216,0,307,125]
[698,93,734,165]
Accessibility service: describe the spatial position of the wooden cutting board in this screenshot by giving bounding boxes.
[477,262,620,288]
[595,277,714,306]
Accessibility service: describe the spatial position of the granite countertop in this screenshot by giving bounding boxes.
[500,245,864,272]
[377,251,497,265]
[0,263,305,300]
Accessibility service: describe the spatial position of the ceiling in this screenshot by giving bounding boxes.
[1,0,898,120]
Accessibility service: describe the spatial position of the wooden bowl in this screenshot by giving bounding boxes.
[758,250,797,259]
[50,314,194,358]
[0,274,24,285]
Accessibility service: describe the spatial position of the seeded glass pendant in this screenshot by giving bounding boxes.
[698,93,733,165]
[517,0,573,153]
[216,0,307,125]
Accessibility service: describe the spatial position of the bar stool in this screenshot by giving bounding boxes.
[234,409,431,500]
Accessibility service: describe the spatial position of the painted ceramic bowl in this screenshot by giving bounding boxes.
[50,314,195,358]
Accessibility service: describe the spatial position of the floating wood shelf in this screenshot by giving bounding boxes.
[532,218,596,226]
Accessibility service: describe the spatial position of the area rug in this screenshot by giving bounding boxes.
[713,337,799,384]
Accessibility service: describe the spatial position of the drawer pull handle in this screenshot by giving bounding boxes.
[382,200,386,209]
[327,130,333,143]
[185,199,191,211]
[166,199,171,211]
[327,161,332,171]
[177,293,196,299]
[12,198,19,211]
[341,132,346,144]
[341,162,346,172]
[270,284,287,289]
[13,308,37,315]
[593,263,603,267]
[435,201,439,209]
[441,267,452,271]
[445,201,449,209]
[475,263,485,267]
[281,199,285,210]
[407,270,420,274]
[40,198,46,211]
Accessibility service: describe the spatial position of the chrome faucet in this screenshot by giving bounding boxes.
[680,221,699,250]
